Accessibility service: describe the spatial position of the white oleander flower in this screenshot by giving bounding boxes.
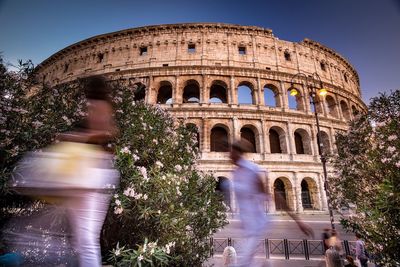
[155,161,163,168]
[121,147,131,154]
[174,165,182,172]
[114,207,123,214]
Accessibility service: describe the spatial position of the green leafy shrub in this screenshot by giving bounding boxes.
[0,57,227,265]
[331,90,400,266]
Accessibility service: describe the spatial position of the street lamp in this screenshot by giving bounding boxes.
[289,72,335,230]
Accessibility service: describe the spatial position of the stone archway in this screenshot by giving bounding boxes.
[273,177,294,211]
[301,178,320,210]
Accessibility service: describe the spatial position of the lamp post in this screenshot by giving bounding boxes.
[289,72,335,230]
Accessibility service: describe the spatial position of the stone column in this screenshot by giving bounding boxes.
[310,126,318,157]
[257,76,264,106]
[280,81,288,110]
[200,74,207,104]
[318,173,328,211]
[335,94,344,120]
[261,119,269,155]
[294,172,303,213]
[173,75,182,104]
[232,116,240,141]
[202,118,210,152]
[303,85,312,114]
[329,127,336,152]
[269,173,276,212]
[230,76,237,105]
[286,122,295,155]
[145,76,153,104]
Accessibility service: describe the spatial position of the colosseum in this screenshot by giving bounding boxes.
[35,23,367,214]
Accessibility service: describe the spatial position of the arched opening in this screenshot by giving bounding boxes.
[237,82,254,104]
[264,84,280,107]
[288,88,303,110]
[240,127,257,153]
[294,129,312,155]
[209,81,228,103]
[133,82,146,101]
[352,105,359,116]
[210,126,229,152]
[301,178,319,210]
[183,80,200,103]
[325,95,338,118]
[186,123,200,149]
[274,178,294,211]
[310,95,324,114]
[269,129,281,153]
[318,131,331,155]
[157,81,173,104]
[340,100,350,121]
[215,176,231,210]
[269,126,287,154]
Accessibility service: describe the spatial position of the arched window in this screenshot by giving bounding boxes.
[340,100,350,121]
[288,88,303,110]
[318,131,331,155]
[301,178,319,210]
[183,80,200,103]
[310,95,323,114]
[186,123,200,149]
[264,84,280,107]
[215,176,231,210]
[210,126,229,152]
[274,178,287,210]
[294,129,312,155]
[269,129,282,153]
[301,180,312,209]
[237,82,254,104]
[209,81,228,103]
[294,132,305,154]
[325,95,338,117]
[157,81,173,104]
[133,83,146,101]
[240,127,257,153]
[269,126,287,154]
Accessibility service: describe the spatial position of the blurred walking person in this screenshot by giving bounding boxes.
[355,233,369,267]
[230,139,314,266]
[58,76,119,267]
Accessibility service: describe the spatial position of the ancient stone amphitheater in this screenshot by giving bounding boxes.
[36,23,366,214]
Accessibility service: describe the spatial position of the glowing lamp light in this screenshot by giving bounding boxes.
[318,88,328,96]
[290,88,298,96]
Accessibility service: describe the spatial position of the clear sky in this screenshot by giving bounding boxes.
[0,0,399,103]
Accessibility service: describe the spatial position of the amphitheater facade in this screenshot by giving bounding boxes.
[36,23,367,214]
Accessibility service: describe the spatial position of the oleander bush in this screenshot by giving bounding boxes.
[0,57,227,266]
[331,90,400,267]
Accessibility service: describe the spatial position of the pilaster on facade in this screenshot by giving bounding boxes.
[293,172,303,213]
[257,76,265,106]
[230,76,237,105]
[318,173,328,211]
[280,81,289,110]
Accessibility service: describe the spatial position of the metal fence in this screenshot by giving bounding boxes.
[210,237,359,260]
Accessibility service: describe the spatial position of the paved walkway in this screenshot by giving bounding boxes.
[204,255,326,267]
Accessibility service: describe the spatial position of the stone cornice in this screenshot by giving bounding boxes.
[301,38,360,86]
[35,23,274,71]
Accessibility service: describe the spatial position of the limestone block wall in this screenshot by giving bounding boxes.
[35,23,367,214]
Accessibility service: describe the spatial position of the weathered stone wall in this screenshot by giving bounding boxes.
[35,23,367,214]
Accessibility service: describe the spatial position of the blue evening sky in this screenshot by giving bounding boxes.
[0,0,399,103]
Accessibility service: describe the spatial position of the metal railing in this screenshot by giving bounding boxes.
[209,237,359,260]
